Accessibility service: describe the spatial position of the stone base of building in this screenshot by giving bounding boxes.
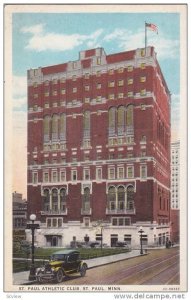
[26,220,171,249]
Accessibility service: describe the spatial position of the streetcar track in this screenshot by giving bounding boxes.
[63,251,179,285]
[140,260,179,285]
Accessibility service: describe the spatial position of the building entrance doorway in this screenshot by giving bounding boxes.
[45,235,62,247]
[110,235,118,247]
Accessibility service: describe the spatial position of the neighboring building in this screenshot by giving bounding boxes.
[13,192,27,230]
[170,141,180,243]
[171,141,180,209]
[26,46,171,248]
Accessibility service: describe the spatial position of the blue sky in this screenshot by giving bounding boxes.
[12,11,180,196]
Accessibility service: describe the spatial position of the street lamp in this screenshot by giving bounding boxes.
[138,226,144,255]
[26,214,40,280]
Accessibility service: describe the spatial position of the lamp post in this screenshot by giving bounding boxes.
[26,214,40,280]
[138,226,144,255]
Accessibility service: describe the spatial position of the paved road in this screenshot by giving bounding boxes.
[56,247,179,285]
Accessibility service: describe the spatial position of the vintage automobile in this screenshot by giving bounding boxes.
[35,249,88,283]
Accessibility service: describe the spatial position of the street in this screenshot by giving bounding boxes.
[55,247,179,285]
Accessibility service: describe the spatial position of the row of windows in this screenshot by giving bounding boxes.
[32,165,147,184]
[33,76,146,94]
[45,217,132,228]
[32,64,147,88]
[32,89,147,100]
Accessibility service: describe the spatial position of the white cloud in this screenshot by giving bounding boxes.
[13,96,27,110]
[104,27,179,60]
[21,24,44,35]
[21,24,104,52]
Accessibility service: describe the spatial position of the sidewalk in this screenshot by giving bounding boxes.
[13,249,141,285]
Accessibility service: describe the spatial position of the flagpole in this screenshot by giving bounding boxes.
[145,21,147,53]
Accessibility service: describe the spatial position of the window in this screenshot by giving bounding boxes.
[96,167,102,180]
[44,80,49,86]
[84,73,90,79]
[118,67,124,73]
[84,217,90,227]
[97,83,101,89]
[127,105,134,127]
[140,76,146,83]
[72,75,77,81]
[127,166,134,178]
[109,69,114,75]
[128,91,133,97]
[96,71,101,77]
[52,171,58,182]
[60,170,66,182]
[84,169,90,181]
[53,78,58,84]
[108,81,115,87]
[109,107,116,134]
[140,63,146,69]
[108,186,116,211]
[84,85,90,91]
[83,111,90,139]
[43,189,50,211]
[128,78,133,85]
[61,89,66,95]
[118,186,125,210]
[140,89,146,96]
[43,172,49,183]
[47,218,51,227]
[140,165,147,178]
[141,49,145,57]
[97,57,101,65]
[44,91,49,97]
[96,96,102,102]
[118,93,124,99]
[82,187,90,212]
[52,114,59,141]
[44,103,49,108]
[52,189,58,211]
[72,87,77,93]
[127,185,134,210]
[52,90,57,96]
[84,97,90,103]
[72,170,77,181]
[34,94,38,99]
[109,94,115,100]
[32,172,38,184]
[60,77,66,83]
[108,167,115,179]
[127,65,133,72]
[118,80,124,86]
[60,188,67,211]
[117,167,124,179]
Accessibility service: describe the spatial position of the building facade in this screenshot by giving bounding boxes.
[170,140,180,243]
[26,47,171,248]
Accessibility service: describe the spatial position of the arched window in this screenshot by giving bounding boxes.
[43,115,50,142]
[60,188,67,212]
[118,186,125,210]
[83,187,90,212]
[108,186,116,211]
[52,114,59,141]
[60,113,66,141]
[126,105,134,127]
[43,189,50,211]
[52,188,58,211]
[83,111,90,138]
[127,185,134,210]
[117,106,125,135]
[108,107,116,136]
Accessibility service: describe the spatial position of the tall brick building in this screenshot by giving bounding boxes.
[26,47,171,248]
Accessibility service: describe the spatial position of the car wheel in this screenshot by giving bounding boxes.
[80,264,87,277]
[56,269,63,283]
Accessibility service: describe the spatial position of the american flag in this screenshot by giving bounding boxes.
[146,23,158,34]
